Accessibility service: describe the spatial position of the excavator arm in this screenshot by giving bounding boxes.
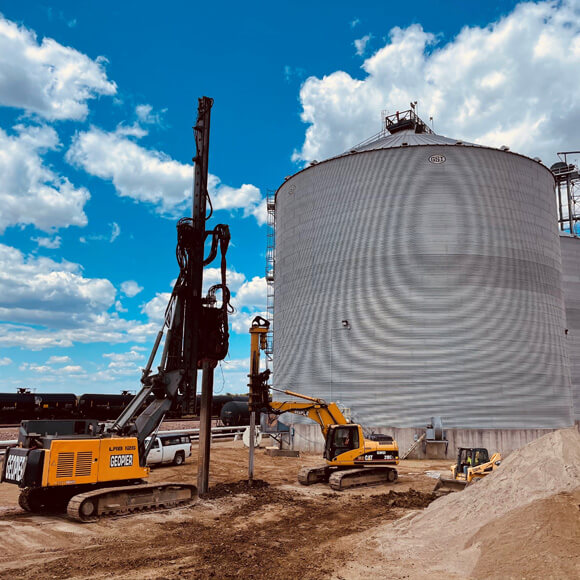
[269,389,349,438]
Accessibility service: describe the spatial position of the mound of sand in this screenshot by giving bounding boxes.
[336,427,580,579]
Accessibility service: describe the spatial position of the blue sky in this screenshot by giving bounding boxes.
[1,0,579,395]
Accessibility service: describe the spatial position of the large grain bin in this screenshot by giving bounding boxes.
[560,234,580,421]
[273,110,574,429]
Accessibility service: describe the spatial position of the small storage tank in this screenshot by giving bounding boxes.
[274,109,574,429]
[559,234,580,421]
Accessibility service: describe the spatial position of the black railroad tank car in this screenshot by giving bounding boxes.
[34,393,77,418]
[219,399,267,427]
[0,392,36,423]
[220,401,250,426]
[78,393,135,420]
[211,395,248,418]
[0,391,250,423]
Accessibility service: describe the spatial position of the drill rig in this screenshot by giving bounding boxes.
[1,97,232,521]
[247,317,399,490]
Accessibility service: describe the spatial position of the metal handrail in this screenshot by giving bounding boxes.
[0,426,250,456]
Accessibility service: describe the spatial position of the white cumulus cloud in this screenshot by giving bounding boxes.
[0,124,89,233]
[233,276,267,311]
[141,292,171,325]
[0,244,115,327]
[46,355,72,364]
[230,310,269,335]
[67,125,267,222]
[103,349,145,376]
[294,0,580,165]
[0,244,158,350]
[354,34,372,56]
[110,222,120,242]
[32,236,62,249]
[121,280,143,298]
[21,362,84,375]
[203,268,246,293]
[135,104,166,126]
[0,15,116,120]
[67,126,191,212]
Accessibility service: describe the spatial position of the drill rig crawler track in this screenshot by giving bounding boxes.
[66,482,197,522]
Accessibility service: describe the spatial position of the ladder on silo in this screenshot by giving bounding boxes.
[265,190,276,361]
[401,434,426,460]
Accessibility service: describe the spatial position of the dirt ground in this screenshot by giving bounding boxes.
[0,440,449,580]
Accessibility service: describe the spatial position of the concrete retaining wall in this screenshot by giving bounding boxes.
[284,424,578,459]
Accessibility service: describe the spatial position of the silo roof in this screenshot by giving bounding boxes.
[283,108,549,188]
[345,128,478,154]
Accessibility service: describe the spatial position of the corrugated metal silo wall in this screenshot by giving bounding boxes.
[559,235,580,421]
[274,145,574,429]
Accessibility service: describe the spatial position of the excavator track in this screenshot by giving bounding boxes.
[297,466,331,485]
[67,482,196,522]
[328,467,398,491]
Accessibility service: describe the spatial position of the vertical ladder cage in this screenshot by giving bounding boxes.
[265,189,276,361]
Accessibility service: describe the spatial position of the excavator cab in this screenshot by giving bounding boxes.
[324,425,360,460]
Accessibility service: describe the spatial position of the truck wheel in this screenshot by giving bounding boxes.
[173,452,185,466]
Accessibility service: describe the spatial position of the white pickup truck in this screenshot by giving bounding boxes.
[145,433,192,466]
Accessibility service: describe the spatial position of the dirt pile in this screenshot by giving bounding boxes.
[200,479,270,499]
[336,428,580,579]
[468,488,580,579]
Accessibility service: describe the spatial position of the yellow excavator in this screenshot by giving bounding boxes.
[247,316,399,491]
[270,389,399,490]
[436,447,502,492]
[1,97,231,521]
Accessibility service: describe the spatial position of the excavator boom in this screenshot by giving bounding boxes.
[269,396,348,439]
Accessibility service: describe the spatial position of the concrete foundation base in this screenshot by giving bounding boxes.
[265,447,300,458]
[286,424,575,458]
